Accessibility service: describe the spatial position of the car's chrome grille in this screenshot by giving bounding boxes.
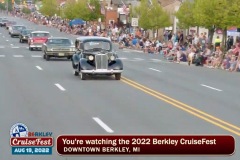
[95,54,108,69]
[52,48,70,51]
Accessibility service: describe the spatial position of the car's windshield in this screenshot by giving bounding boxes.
[84,41,111,51]
[22,30,33,35]
[13,26,26,30]
[47,39,72,45]
[2,20,8,22]
[32,33,49,37]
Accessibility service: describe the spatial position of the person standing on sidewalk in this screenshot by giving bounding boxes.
[214,36,221,50]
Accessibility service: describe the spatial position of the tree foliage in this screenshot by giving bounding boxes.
[0,2,6,10]
[63,0,102,21]
[39,0,58,17]
[176,0,240,47]
[133,0,170,30]
[22,7,31,14]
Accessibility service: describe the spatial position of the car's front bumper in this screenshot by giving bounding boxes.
[81,69,123,74]
[11,33,21,36]
[45,51,75,57]
[29,44,43,48]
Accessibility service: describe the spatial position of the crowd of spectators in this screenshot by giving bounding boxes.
[10,11,240,73]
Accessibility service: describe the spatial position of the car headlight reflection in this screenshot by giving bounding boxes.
[110,55,115,61]
[88,55,94,61]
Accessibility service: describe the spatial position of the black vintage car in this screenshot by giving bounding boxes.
[72,36,123,80]
[19,29,33,43]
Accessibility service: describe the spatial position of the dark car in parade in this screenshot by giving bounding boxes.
[19,29,33,43]
[42,37,76,60]
[72,36,123,80]
[9,25,27,37]
[0,19,8,27]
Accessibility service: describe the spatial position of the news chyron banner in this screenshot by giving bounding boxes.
[10,123,53,155]
[56,135,235,155]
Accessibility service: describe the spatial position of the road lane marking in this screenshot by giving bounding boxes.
[121,77,240,136]
[134,58,144,60]
[36,66,43,70]
[151,59,162,61]
[10,44,13,45]
[0,55,5,57]
[6,40,9,41]
[201,84,222,92]
[118,58,127,60]
[12,47,19,48]
[13,55,24,57]
[149,68,162,72]
[54,83,66,91]
[93,117,114,133]
[31,55,42,57]
[0,46,5,48]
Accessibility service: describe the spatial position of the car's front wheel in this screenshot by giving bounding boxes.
[74,70,79,76]
[80,72,86,80]
[115,73,121,80]
[45,55,50,61]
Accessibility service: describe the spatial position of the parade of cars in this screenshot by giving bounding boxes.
[0,17,123,80]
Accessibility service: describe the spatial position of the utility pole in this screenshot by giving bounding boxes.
[7,0,9,14]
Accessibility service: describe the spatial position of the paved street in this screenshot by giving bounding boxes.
[0,14,239,160]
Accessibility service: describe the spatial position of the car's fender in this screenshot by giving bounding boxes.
[79,58,95,70]
[109,59,123,70]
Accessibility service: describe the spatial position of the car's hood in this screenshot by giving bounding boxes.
[47,44,74,48]
[84,51,111,55]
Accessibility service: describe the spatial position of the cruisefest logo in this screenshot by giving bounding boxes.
[10,123,53,155]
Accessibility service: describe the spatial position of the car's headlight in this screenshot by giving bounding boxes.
[88,55,94,61]
[70,48,76,51]
[110,55,115,61]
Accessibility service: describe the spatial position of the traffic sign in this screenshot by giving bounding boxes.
[131,18,138,27]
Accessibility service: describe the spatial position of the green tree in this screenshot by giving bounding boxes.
[134,0,170,30]
[175,0,196,29]
[0,2,6,10]
[63,0,102,21]
[22,7,31,14]
[176,0,240,48]
[87,0,103,21]
[39,0,58,17]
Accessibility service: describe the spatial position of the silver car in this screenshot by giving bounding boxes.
[9,25,27,37]
[42,37,76,61]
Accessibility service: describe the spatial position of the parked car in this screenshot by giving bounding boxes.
[72,36,123,80]
[28,31,50,51]
[9,25,27,37]
[42,37,76,61]
[19,29,33,43]
[6,21,16,30]
[0,19,8,27]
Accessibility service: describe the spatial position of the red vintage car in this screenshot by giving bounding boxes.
[28,31,50,51]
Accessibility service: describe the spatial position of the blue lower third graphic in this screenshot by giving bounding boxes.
[12,147,52,155]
